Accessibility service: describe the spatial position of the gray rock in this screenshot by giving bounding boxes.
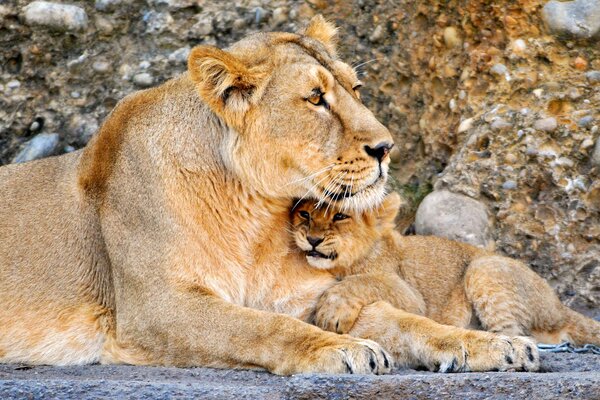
[95,0,130,12]
[490,63,508,77]
[369,25,385,43]
[586,70,600,83]
[92,60,111,74]
[133,72,154,88]
[272,7,288,26]
[415,190,491,248]
[143,10,173,35]
[534,117,558,132]
[491,117,511,131]
[22,1,88,32]
[578,115,594,129]
[542,0,600,40]
[6,80,20,90]
[502,180,518,190]
[168,46,191,65]
[12,133,60,163]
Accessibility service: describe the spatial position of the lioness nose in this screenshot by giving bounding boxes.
[364,142,394,163]
[307,236,324,247]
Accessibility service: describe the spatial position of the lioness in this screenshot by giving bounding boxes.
[291,193,600,352]
[0,17,536,374]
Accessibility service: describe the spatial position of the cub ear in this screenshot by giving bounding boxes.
[376,192,403,229]
[188,45,260,125]
[301,15,338,55]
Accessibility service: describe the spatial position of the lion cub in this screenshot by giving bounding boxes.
[291,193,600,346]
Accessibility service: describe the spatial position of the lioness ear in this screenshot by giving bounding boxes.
[376,192,402,229]
[301,15,338,55]
[188,45,259,124]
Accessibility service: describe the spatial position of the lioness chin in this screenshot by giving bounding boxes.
[0,16,538,375]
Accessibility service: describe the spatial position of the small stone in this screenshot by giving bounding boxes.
[272,7,288,26]
[64,145,75,153]
[567,88,581,100]
[457,117,474,134]
[581,138,594,150]
[574,56,588,71]
[511,38,526,55]
[534,117,558,132]
[585,71,600,83]
[168,46,191,65]
[491,117,511,131]
[133,72,154,88]
[139,61,151,69]
[254,7,269,25]
[143,11,173,35]
[94,15,114,34]
[193,20,213,37]
[533,88,544,98]
[505,153,518,164]
[7,80,20,90]
[502,180,518,190]
[443,26,462,48]
[415,190,492,248]
[70,91,80,99]
[232,18,246,30]
[23,1,88,32]
[95,0,126,12]
[578,115,594,128]
[12,133,60,163]
[593,139,600,167]
[92,60,111,73]
[542,0,600,40]
[369,25,385,43]
[490,63,509,80]
[29,120,41,132]
[448,99,457,112]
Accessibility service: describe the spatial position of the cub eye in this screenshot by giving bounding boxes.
[333,213,349,222]
[299,210,310,220]
[306,89,330,110]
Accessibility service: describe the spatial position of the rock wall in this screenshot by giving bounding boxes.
[1,0,598,308]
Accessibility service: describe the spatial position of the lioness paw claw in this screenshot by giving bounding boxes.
[319,338,393,375]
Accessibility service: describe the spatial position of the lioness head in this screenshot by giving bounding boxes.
[187,16,394,211]
[290,192,401,269]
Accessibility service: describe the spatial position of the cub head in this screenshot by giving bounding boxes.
[290,192,402,269]
[188,16,394,211]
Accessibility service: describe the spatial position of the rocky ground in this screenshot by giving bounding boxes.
[1,0,598,310]
[1,352,599,399]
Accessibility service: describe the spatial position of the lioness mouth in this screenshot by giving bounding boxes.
[306,250,337,260]
[322,175,384,202]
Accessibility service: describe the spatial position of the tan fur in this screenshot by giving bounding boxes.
[0,18,547,375]
[291,193,600,371]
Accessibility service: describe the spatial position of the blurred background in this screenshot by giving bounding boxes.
[0,0,598,314]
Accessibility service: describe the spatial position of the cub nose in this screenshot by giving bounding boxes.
[307,236,324,247]
[364,142,394,163]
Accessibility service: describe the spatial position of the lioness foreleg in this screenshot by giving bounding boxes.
[349,301,540,372]
[113,288,392,376]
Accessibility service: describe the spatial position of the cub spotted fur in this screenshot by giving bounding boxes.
[291,193,600,355]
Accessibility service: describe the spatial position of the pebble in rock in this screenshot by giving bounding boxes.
[415,190,492,248]
[369,25,385,43]
[534,117,558,132]
[443,26,462,48]
[12,133,60,164]
[593,138,600,167]
[68,115,99,144]
[7,80,20,90]
[133,72,154,88]
[23,1,88,32]
[578,115,594,128]
[491,117,511,131]
[502,180,518,190]
[271,7,288,26]
[586,71,600,83]
[490,63,510,80]
[168,47,190,64]
[95,0,127,12]
[542,0,600,40]
[92,60,111,73]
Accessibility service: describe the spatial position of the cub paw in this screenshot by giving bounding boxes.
[314,291,364,334]
[312,337,393,375]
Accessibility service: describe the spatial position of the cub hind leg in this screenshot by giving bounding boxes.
[465,255,600,346]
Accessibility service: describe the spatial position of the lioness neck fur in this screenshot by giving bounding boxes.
[1,17,540,374]
[291,193,600,349]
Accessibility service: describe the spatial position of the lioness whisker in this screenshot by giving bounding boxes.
[292,169,334,211]
[280,164,335,189]
[324,171,347,216]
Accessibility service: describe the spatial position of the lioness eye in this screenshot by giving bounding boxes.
[333,213,349,222]
[299,210,310,220]
[306,89,329,110]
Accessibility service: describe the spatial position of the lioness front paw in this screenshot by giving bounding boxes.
[303,336,393,375]
[314,291,364,334]
[464,333,540,372]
